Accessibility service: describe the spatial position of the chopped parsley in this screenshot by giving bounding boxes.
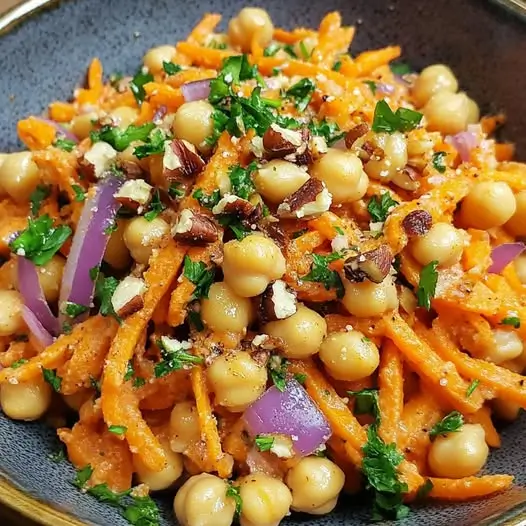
[48,448,67,463]
[10,215,71,266]
[90,122,155,151]
[466,379,480,398]
[124,361,134,381]
[226,483,243,518]
[95,275,120,319]
[29,184,52,216]
[208,40,227,49]
[183,256,215,300]
[133,128,167,160]
[416,479,434,501]
[429,411,464,439]
[255,435,275,452]
[162,61,182,75]
[363,80,377,95]
[347,388,380,420]
[303,252,345,298]
[308,119,345,146]
[62,301,89,318]
[104,222,118,235]
[42,368,62,392]
[501,316,521,328]
[193,188,221,209]
[228,162,257,200]
[298,40,311,60]
[416,260,439,311]
[144,189,166,221]
[10,358,28,369]
[168,183,184,199]
[432,151,447,173]
[133,377,146,388]
[263,43,281,57]
[53,138,76,152]
[154,336,204,378]
[367,192,399,223]
[187,310,204,331]
[218,215,252,240]
[122,495,160,526]
[286,78,316,111]
[108,425,127,435]
[390,62,412,76]
[130,69,154,105]
[72,184,86,202]
[332,59,343,71]
[73,465,93,488]
[268,355,288,392]
[293,372,307,384]
[372,100,423,133]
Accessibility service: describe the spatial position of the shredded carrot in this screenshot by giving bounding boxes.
[17,117,57,150]
[187,13,222,44]
[428,475,514,501]
[272,27,316,44]
[466,406,501,448]
[176,42,233,68]
[353,46,402,76]
[48,101,76,122]
[143,82,185,111]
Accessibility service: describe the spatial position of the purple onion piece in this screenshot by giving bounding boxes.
[21,305,54,349]
[488,242,526,274]
[446,131,479,163]
[180,79,212,102]
[376,82,395,95]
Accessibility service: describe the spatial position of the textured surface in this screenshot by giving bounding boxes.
[1,0,526,525]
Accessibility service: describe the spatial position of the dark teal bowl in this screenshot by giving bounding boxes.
[1,1,526,525]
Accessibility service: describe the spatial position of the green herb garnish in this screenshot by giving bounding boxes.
[108,425,127,435]
[466,379,480,398]
[144,189,166,221]
[347,388,380,420]
[372,100,423,133]
[286,78,316,111]
[62,301,89,318]
[10,358,28,369]
[90,123,155,151]
[133,128,167,160]
[367,192,399,223]
[390,62,412,76]
[42,368,62,392]
[193,188,221,209]
[95,275,120,319]
[303,252,345,298]
[226,483,243,518]
[162,61,182,75]
[54,138,76,152]
[154,336,204,378]
[48,448,66,463]
[363,80,377,95]
[183,256,215,300]
[293,372,307,384]
[308,119,345,146]
[268,355,288,392]
[432,151,447,173]
[416,260,439,311]
[254,435,275,452]
[29,185,52,216]
[501,316,521,328]
[228,162,257,200]
[130,69,154,105]
[72,184,86,202]
[429,411,464,439]
[73,465,93,488]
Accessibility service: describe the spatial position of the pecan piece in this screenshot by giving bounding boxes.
[402,210,432,237]
[79,141,118,180]
[344,244,393,283]
[111,276,147,318]
[163,139,205,181]
[263,124,309,161]
[259,280,297,322]
[212,194,256,218]
[114,179,153,213]
[277,178,332,219]
[172,209,219,245]
[345,123,369,149]
[392,166,421,191]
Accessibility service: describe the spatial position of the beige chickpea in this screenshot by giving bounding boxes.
[169,401,200,453]
[363,132,408,182]
[143,45,176,74]
[459,181,516,230]
[0,380,52,421]
[0,152,40,203]
[428,423,489,478]
[311,149,368,203]
[286,456,345,515]
[104,220,131,270]
[466,95,480,124]
[342,275,398,318]
[63,390,92,411]
[70,112,98,140]
[0,290,24,336]
[201,281,254,333]
[515,255,526,285]
[34,254,66,303]
[109,106,138,130]
[481,329,524,365]
[319,330,380,381]
[505,190,526,236]
[238,473,292,526]
[207,351,267,412]
[412,64,459,108]
[228,8,274,53]
[172,100,215,154]
[123,216,170,265]
[253,160,309,204]
[134,441,183,491]
[264,303,327,359]
[424,91,472,135]
[222,234,286,297]
[174,473,236,526]
[410,222,465,267]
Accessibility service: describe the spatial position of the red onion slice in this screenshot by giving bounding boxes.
[376,82,395,95]
[488,242,526,274]
[34,117,78,143]
[22,305,54,350]
[181,79,212,102]
[58,176,123,324]
[17,257,60,336]
[445,130,479,163]
[244,380,332,457]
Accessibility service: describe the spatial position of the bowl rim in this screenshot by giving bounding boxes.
[1,1,526,525]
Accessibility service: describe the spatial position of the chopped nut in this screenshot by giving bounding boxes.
[172,209,218,245]
[212,194,256,218]
[258,221,288,249]
[111,276,147,318]
[114,179,153,213]
[263,124,306,160]
[163,139,205,181]
[260,280,297,322]
[358,140,384,163]
[392,166,421,191]
[79,141,118,180]
[345,123,369,149]
[277,178,332,219]
[270,434,294,458]
[402,209,432,237]
[117,160,144,179]
[344,244,393,283]
[249,135,265,158]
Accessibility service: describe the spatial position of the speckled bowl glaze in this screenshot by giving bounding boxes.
[1,1,526,525]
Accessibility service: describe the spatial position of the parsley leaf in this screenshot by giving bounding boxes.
[228,162,257,200]
[286,78,316,111]
[363,80,377,95]
[193,188,221,209]
[124,361,134,382]
[209,55,260,103]
[466,379,480,398]
[95,275,120,319]
[168,183,184,199]
[268,355,288,392]
[348,388,380,420]
[29,185,52,216]
[372,100,423,133]
[48,448,66,463]
[501,316,521,328]
[183,256,215,300]
[293,372,307,384]
[416,260,439,311]
[264,43,281,56]
[72,184,86,202]
[429,411,464,439]
[416,479,434,501]
[90,123,155,151]
[162,61,182,75]
[130,69,154,106]
[133,129,167,160]
[332,59,342,71]
[133,377,146,388]
[298,40,311,60]
[255,435,275,452]
[390,62,412,76]
[303,252,345,298]
[122,495,160,526]
[62,301,89,318]
[144,189,166,221]
[73,465,93,488]
[226,483,243,518]
[108,425,127,435]
[10,358,28,369]
[54,138,76,152]
[432,151,447,173]
[87,484,129,506]
[367,192,399,223]
[308,119,345,146]
[218,215,252,240]
[154,336,203,378]
[42,368,62,392]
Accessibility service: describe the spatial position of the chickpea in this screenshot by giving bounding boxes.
[134,441,183,491]
[170,401,200,453]
[0,152,40,203]
[319,330,380,381]
[238,473,292,526]
[459,181,516,230]
[362,132,408,182]
[201,282,254,333]
[505,190,526,236]
[70,112,98,140]
[253,160,309,204]
[264,304,326,359]
[207,351,267,412]
[172,100,215,154]
[466,95,480,124]
[109,106,138,130]
[286,456,345,515]
[342,275,398,318]
[63,390,92,411]
[174,473,236,526]
[32,254,65,303]
[0,290,24,336]
[515,255,526,285]
[493,398,522,421]
[410,222,465,267]
[143,45,176,74]
[428,423,489,478]
[311,149,368,204]
[222,234,286,297]
[412,64,459,108]
[228,8,274,53]
[481,329,524,365]
[424,91,472,135]
[123,216,170,265]
[0,380,52,421]
[104,220,131,270]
